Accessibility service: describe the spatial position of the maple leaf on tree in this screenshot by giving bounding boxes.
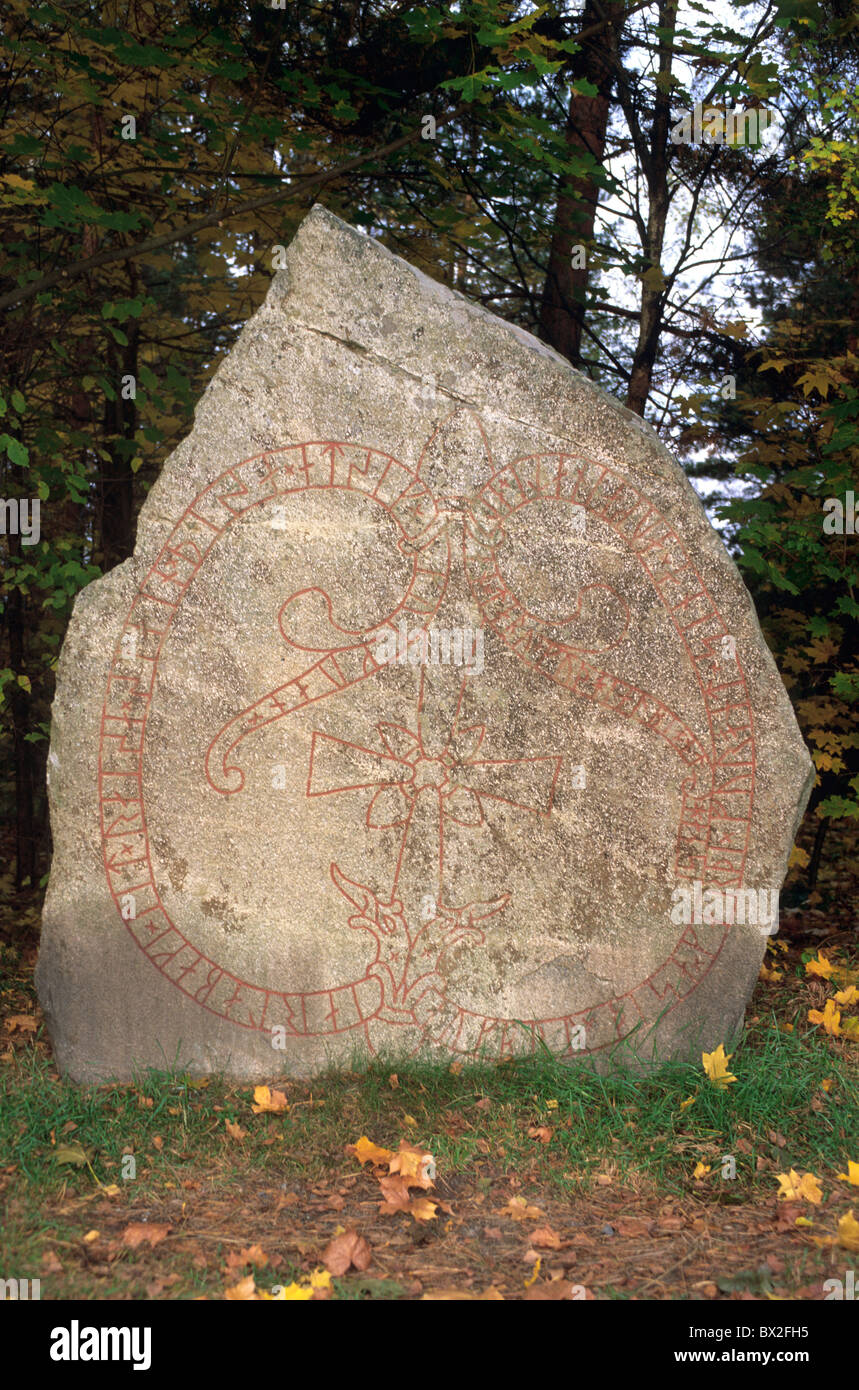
[702,1044,738,1088]
[775,1169,824,1204]
[251,1085,289,1114]
[807,999,841,1036]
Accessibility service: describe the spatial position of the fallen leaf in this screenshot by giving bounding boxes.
[259,1282,313,1301]
[693,1162,711,1179]
[152,1135,164,1152]
[388,1073,399,1089]
[808,999,841,1036]
[4,1014,37,1033]
[346,1135,394,1167]
[837,1209,859,1252]
[224,1275,258,1301]
[388,1141,435,1188]
[775,1169,823,1204]
[41,1250,63,1275]
[805,952,836,980]
[225,1119,246,1141]
[121,1222,171,1249]
[836,1160,859,1187]
[678,1095,697,1112]
[225,1244,268,1271]
[530,1225,562,1249]
[323,1230,371,1276]
[251,1085,289,1115]
[53,1142,88,1168]
[82,1230,100,1244]
[500,1195,544,1221]
[527,1125,553,1144]
[448,1061,463,1076]
[834,985,859,1007]
[702,1044,737,1089]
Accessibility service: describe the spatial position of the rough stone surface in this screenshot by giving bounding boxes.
[37,205,814,1081]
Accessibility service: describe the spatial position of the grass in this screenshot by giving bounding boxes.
[1,933,857,1300]
[1,1010,856,1203]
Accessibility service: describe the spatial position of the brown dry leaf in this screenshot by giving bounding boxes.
[449,1061,463,1076]
[323,1230,372,1276]
[152,1135,164,1152]
[378,1173,413,1214]
[615,1217,653,1238]
[251,1085,290,1115]
[524,1278,580,1300]
[422,1286,504,1301]
[530,1225,563,1250]
[388,1073,399,1089]
[4,1014,37,1033]
[475,1097,491,1111]
[121,1222,171,1250]
[225,1244,269,1271]
[41,1250,64,1275]
[224,1274,258,1301]
[500,1195,544,1221]
[324,1193,346,1211]
[527,1125,553,1144]
[346,1135,395,1167]
[225,1119,246,1141]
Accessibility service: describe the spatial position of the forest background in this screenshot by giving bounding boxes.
[1,0,858,930]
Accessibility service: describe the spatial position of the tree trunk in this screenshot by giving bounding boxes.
[537,0,624,367]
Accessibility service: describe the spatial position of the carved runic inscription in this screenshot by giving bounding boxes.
[99,411,756,1059]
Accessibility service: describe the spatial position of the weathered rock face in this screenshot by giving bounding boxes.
[37,205,813,1082]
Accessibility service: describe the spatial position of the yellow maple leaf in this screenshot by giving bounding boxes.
[837,1210,859,1252]
[821,1078,834,1092]
[702,1044,737,1089]
[346,1135,395,1167]
[776,1169,823,1204]
[808,999,841,1036]
[259,1281,313,1301]
[692,1162,711,1179]
[310,1268,333,1290]
[836,1160,859,1187]
[389,1141,435,1188]
[834,985,859,1007]
[251,1085,290,1114]
[759,962,783,982]
[805,952,836,980]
